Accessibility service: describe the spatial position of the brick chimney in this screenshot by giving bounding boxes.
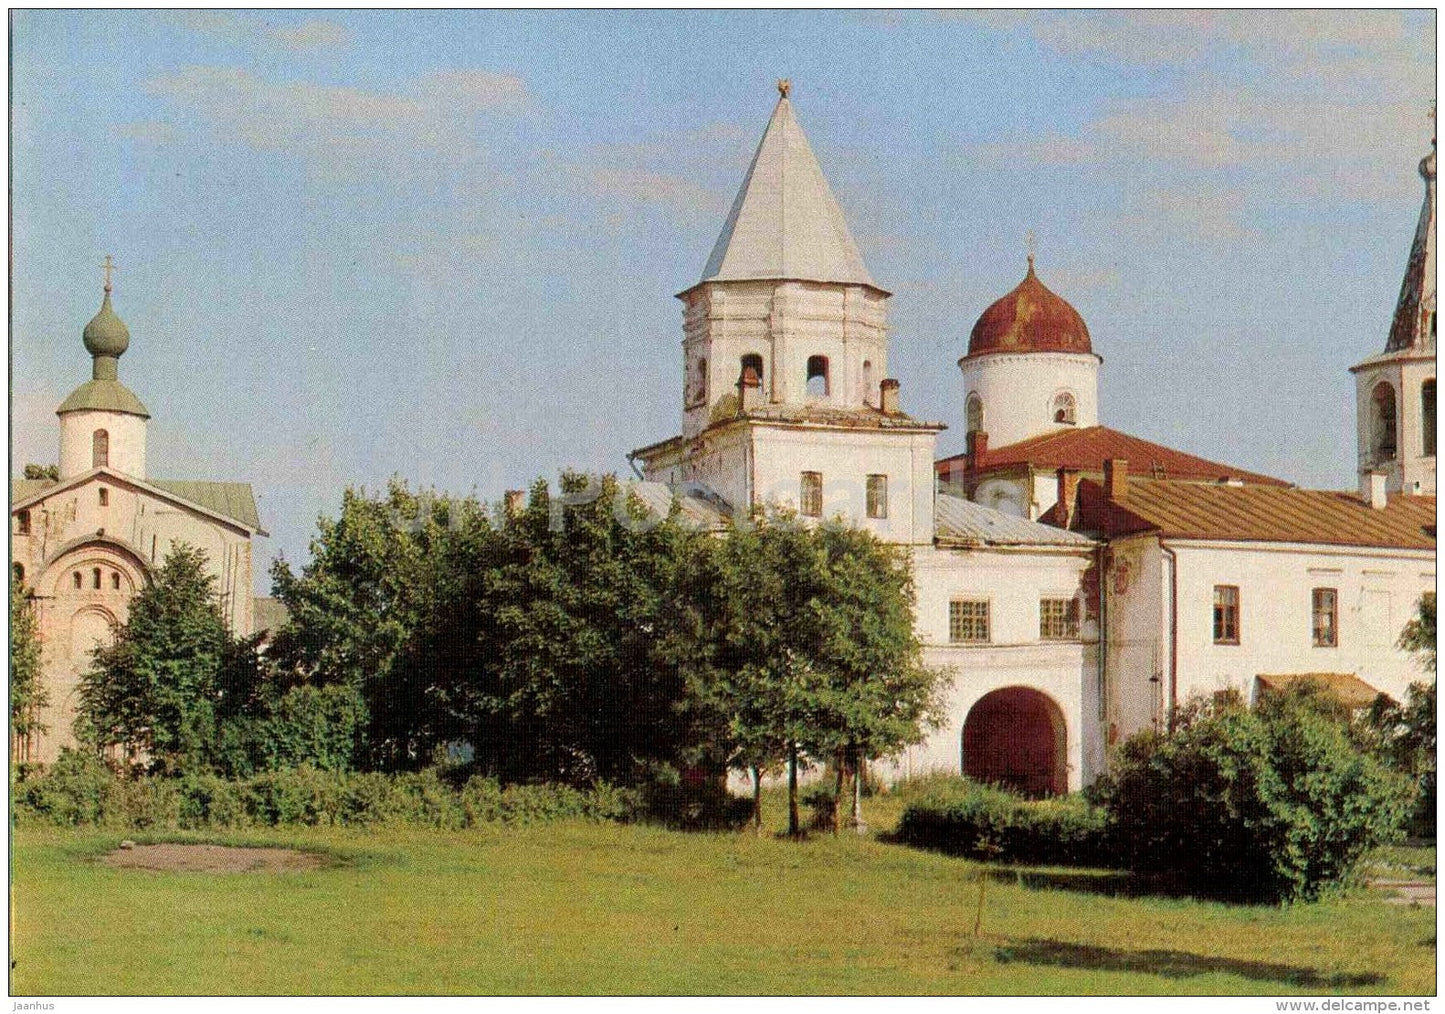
[738,365,763,412]
[1104,458,1129,501]
[1359,469,1388,510]
[879,378,901,415]
[1056,467,1080,526]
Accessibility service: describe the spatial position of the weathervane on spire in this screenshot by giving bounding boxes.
[101,254,116,294]
[777,78,791,99]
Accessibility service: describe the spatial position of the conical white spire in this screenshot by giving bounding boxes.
[698,84,877,289]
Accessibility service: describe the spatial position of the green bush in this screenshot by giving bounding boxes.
[11,760,643,830]
[895,777,1112,866]
[639,778,751,831]
[1093,689,1412,904]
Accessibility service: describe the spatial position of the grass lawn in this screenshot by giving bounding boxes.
[11,796,1436,998]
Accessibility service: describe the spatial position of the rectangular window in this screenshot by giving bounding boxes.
[99,487,109,507]
[866,474,888,519]
[949,599,990,643]
[1040,597,1080,640]
[1213,585,1240,644]
[1312,588,1338,647]
[800,471,823,518]
[16,510,30,535]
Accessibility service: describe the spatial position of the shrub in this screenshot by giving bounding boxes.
[639,778,750,831]
[12,749,120,826]
[1093,690,1412,904]
[12,761,643,830]
[895,777,1112,866]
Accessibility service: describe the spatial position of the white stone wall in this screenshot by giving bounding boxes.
[59,410,147,479]
[1169,540,1435,707]
[640,421,939,546]
[1105,534,1436,745]
[899,544,1099,790]
[13,475,255,763]
[681,280,888,438]
[959,351,1100,449]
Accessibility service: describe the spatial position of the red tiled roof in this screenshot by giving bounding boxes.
[967,261,1092,358]
[937,425,1291,487]
[1069,477,1436,551]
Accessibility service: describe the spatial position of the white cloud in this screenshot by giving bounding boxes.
[168,11,350,52]
[141,66,533,177]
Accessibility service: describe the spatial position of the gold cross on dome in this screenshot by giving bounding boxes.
[1026,229,1037,268]
[101,254,116,292]
[777,78,791,99]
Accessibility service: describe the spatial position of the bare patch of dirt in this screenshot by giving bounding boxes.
[101,843,325,873]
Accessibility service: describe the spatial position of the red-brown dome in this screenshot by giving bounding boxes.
[967,259,1091,357]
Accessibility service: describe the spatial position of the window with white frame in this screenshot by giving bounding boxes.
[949,599,990,643]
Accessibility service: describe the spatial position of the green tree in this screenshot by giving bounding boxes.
[10,574,49,760]
[76,544,231,771]
[698,511,944,835]
[474,474,714,784]
[22,463,58,481]
[1363,593,1437,834]
[1096,686,1410,903]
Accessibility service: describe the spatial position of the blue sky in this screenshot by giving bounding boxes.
[10,10,1436,591]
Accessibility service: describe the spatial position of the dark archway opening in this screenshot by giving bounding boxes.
[962,686,1067,796]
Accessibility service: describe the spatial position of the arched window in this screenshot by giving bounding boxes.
[111,572,121,591]
[16,510,30,535]
[1423,380,1436,457]
[98,488,109,507]
[860,360,874,405]
[1372,382,1398,460]
[92,567,102,590]
[1052,391,1077,425]
[966,394,984,435]
[806,355,829,398]
[92,429,109,468]
[740,354,764,393]
[72,572,82,590]
[696,358,707,404]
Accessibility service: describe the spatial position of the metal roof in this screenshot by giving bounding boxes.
[1256,672,1389,709]
[149,479,264,533]
[938,425,1290,487]
[695,93,877,291]
[935,493,1095,548]
[56,379,150,418]
[1073,478,1435,551]
[624,481,732,530]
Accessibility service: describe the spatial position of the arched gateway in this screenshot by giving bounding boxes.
[962,686,1067,796]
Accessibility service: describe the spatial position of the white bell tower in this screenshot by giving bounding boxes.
[1351,117,1436,497]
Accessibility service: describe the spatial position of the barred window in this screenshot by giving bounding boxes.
[1040,597,1080,640]
[866,474,888,519]
[949,599,990,643]
[800,471,823,518]
[1213,585,1240,644]
[1312,588,1338,647]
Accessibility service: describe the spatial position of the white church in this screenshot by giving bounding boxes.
[630,83,1437,793]
[12,84,1435,794]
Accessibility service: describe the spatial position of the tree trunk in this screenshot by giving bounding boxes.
[787,741,800,838]
[851,750,865,833]
[832,752,844,837]
[751,764,763,835]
